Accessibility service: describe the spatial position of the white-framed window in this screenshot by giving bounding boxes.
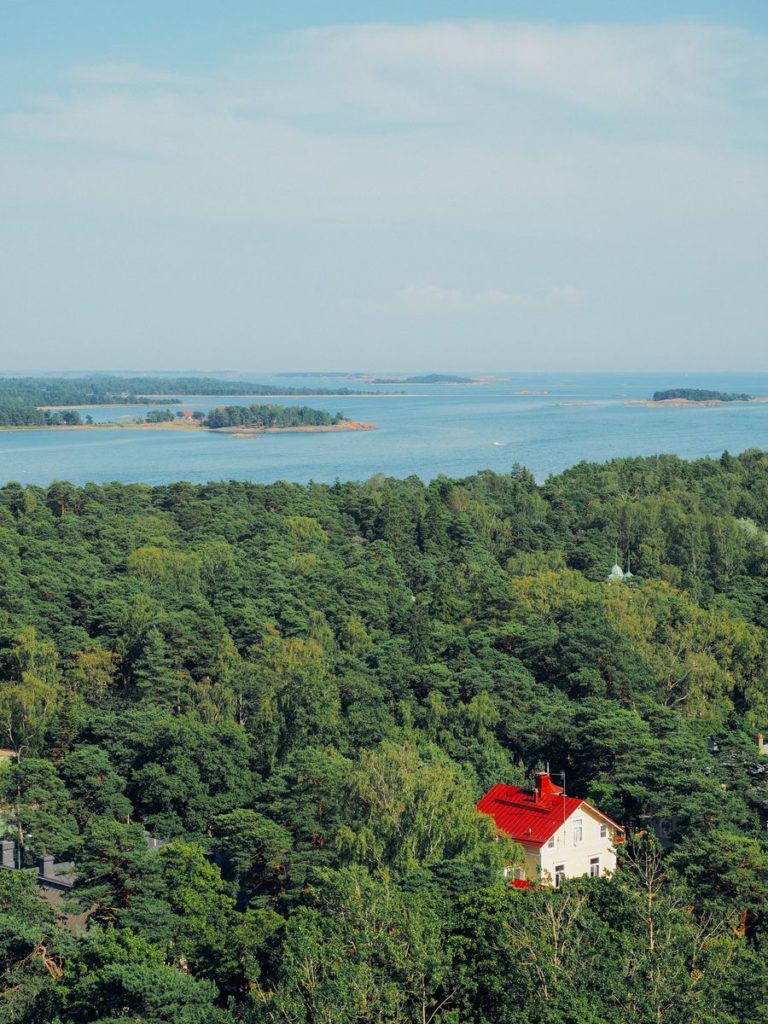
[514,867,525,881]
[600,824,607,838]
[573,818,583,843]
[547,834,555,848]
[555,864,566,887]
[590,857,600,877]
[503,865,511,878]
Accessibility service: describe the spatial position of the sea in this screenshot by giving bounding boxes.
[1,372,767,488]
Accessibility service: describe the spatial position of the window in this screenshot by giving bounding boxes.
[590,857,600,877]
[555,864,566,887]
[600,824,608,839]
[514,867,525,881]
[573,818,583,843]
[502,866,511,879]
[547,834,555,848]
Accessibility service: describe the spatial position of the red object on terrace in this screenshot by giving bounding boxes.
[511,878,532,889]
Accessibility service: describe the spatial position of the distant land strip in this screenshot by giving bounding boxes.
[0,374,395,409]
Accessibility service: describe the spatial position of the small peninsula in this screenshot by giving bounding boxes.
[0,403,376,434]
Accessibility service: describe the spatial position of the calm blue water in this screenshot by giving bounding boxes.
[1,372,767,486]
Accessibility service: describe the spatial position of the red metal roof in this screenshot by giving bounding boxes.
[476,781,584,847]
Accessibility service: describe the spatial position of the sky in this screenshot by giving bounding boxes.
[1,1,767,373]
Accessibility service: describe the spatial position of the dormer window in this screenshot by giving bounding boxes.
[573,818,583,843]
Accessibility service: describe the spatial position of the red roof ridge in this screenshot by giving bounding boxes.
[476,776,622,846]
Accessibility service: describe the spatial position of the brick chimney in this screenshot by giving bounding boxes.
[38,855,55,880]
[534,771,563,806]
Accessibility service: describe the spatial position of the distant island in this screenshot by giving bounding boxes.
[203,403,373,432]
[652,388,753,403]
[371,374,473,384]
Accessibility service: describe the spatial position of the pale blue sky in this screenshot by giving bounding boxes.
[2,2,767,372]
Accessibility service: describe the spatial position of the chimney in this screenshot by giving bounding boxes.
[534,771,563,805]
[38,855,55,880]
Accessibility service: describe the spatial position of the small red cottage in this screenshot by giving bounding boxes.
[477,772,624,886]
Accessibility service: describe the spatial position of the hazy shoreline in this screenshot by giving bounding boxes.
[36,395,410,410]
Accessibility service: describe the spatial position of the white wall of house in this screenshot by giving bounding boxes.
[521,803,620,885]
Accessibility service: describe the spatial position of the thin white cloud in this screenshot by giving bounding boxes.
[551,284,587,303]
[402,284,462,305]
[69,62,199,89]
[294,21,768,117]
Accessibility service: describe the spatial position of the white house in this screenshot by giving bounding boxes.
[477,772,624,887]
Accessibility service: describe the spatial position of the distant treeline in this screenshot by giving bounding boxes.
[0,375,378,407]
[204,403,345,429]
[653,388,752,402]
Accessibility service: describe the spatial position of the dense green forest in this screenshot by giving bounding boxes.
[652,389,753,402]
[204,405,346,429]
[2,452,768,1022]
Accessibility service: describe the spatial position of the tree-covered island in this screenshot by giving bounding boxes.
[652,388,753,403]
[203,403,353,430]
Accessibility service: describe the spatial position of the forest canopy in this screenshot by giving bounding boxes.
[1,451,768,1022]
